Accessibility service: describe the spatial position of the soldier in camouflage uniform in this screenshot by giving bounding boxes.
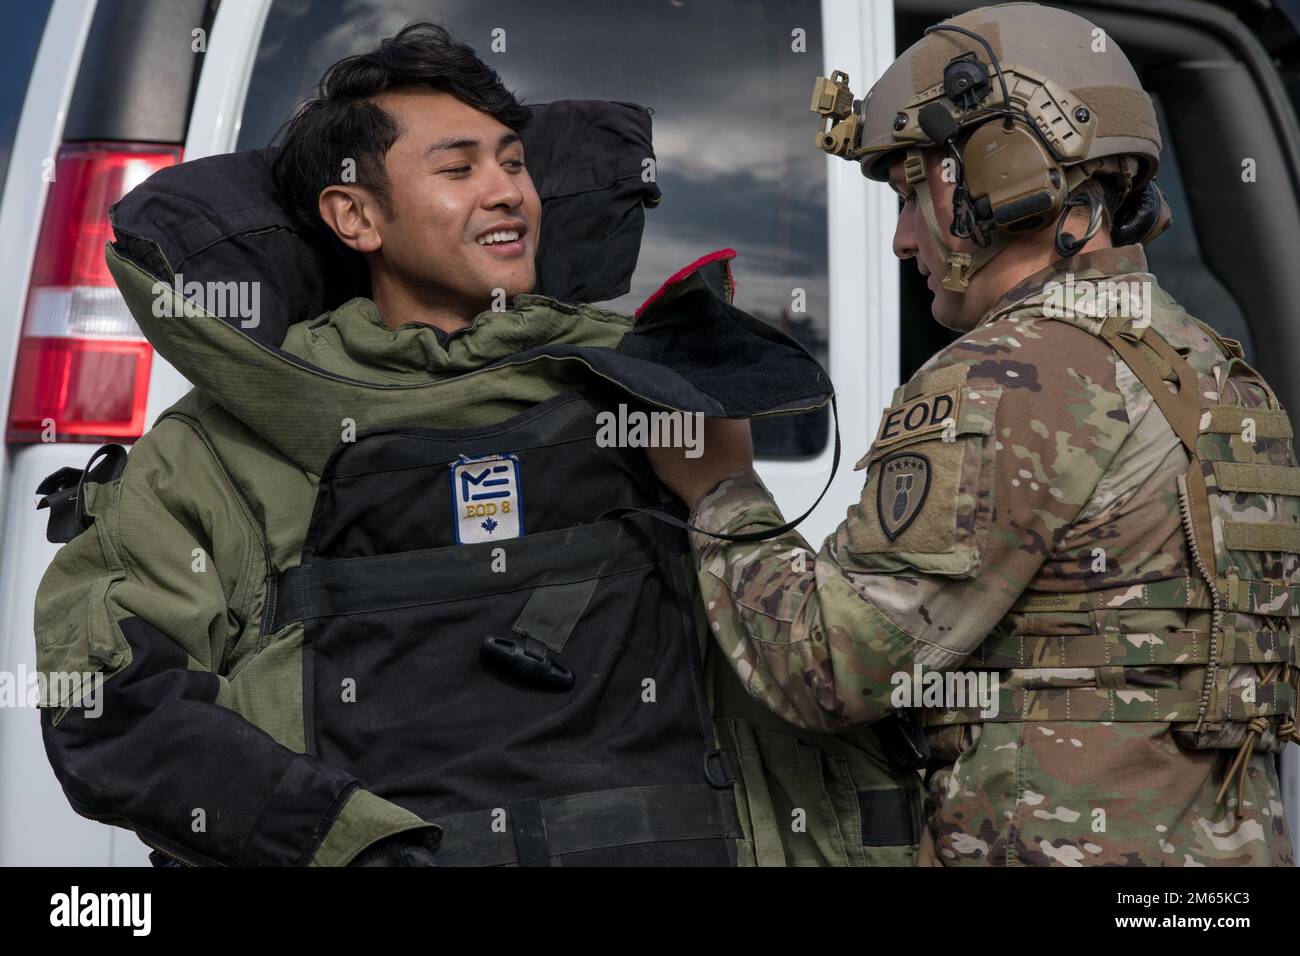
[648,3,1299,865]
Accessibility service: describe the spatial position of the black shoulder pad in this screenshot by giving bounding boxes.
[35,443,130,544]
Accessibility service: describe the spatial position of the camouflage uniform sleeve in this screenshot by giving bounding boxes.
[689,317,1133,732]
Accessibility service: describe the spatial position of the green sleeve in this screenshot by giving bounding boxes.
[34,418,438,865]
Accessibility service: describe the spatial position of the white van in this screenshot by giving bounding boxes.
[1,0,1298,865]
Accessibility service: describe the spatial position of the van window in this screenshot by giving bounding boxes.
[1143,94,1252,361]
[238,0,830,457]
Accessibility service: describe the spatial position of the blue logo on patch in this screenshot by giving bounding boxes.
[450,453,523,544]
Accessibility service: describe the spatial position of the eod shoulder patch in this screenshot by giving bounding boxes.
[873,384,959,449]
[846,363,999,578]
[877,451,931,540]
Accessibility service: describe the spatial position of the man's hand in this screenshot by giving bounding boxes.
[645,417,754,511]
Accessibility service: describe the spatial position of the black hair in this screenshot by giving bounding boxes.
[270,21,532,233]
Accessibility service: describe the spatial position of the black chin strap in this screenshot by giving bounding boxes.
[1054,189,1104,258]
[600,392,841,543]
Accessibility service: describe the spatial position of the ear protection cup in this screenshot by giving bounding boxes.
[960,120,1066,237]
[930,45,1070,245]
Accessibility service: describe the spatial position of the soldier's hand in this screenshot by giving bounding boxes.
[645,417,754,511]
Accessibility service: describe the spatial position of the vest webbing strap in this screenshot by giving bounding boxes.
[1009,577,1213,613]
[1010,576,1300,616]
[1213,461,1300,496]
[973,625,1297,669]
[512,578,601,654]
[1205,405,1293,439]
[1224,575,1300,616]
[1091,320,1220,590]
[922,681,1295,725]
[425,783,742,866]
[1099,319,1201,456]
[1223,522,1300,554]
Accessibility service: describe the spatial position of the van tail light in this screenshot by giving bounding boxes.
[6,142,181,444]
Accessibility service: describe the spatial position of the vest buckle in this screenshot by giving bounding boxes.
[481,634,575,690]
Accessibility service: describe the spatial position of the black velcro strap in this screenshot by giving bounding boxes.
[510,798,550,867]
[432,783,741,866]
[512,578,601,654]
[479,578,604,690]
[858,787,923,847]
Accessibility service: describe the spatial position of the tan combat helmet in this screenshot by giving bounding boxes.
[811,2,1169,293]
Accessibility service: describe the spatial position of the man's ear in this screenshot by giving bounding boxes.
[318,185,383,254]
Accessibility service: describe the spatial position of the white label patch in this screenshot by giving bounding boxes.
[450,453,523,544]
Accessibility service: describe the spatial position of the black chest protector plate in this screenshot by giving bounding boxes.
[269,391,740,865]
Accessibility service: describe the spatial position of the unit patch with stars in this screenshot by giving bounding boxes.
[877,451,931,541]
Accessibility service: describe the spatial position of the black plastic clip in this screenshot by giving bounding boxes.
[876,708,931,772]
[481,634,575,690]
[34,443,129,544]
